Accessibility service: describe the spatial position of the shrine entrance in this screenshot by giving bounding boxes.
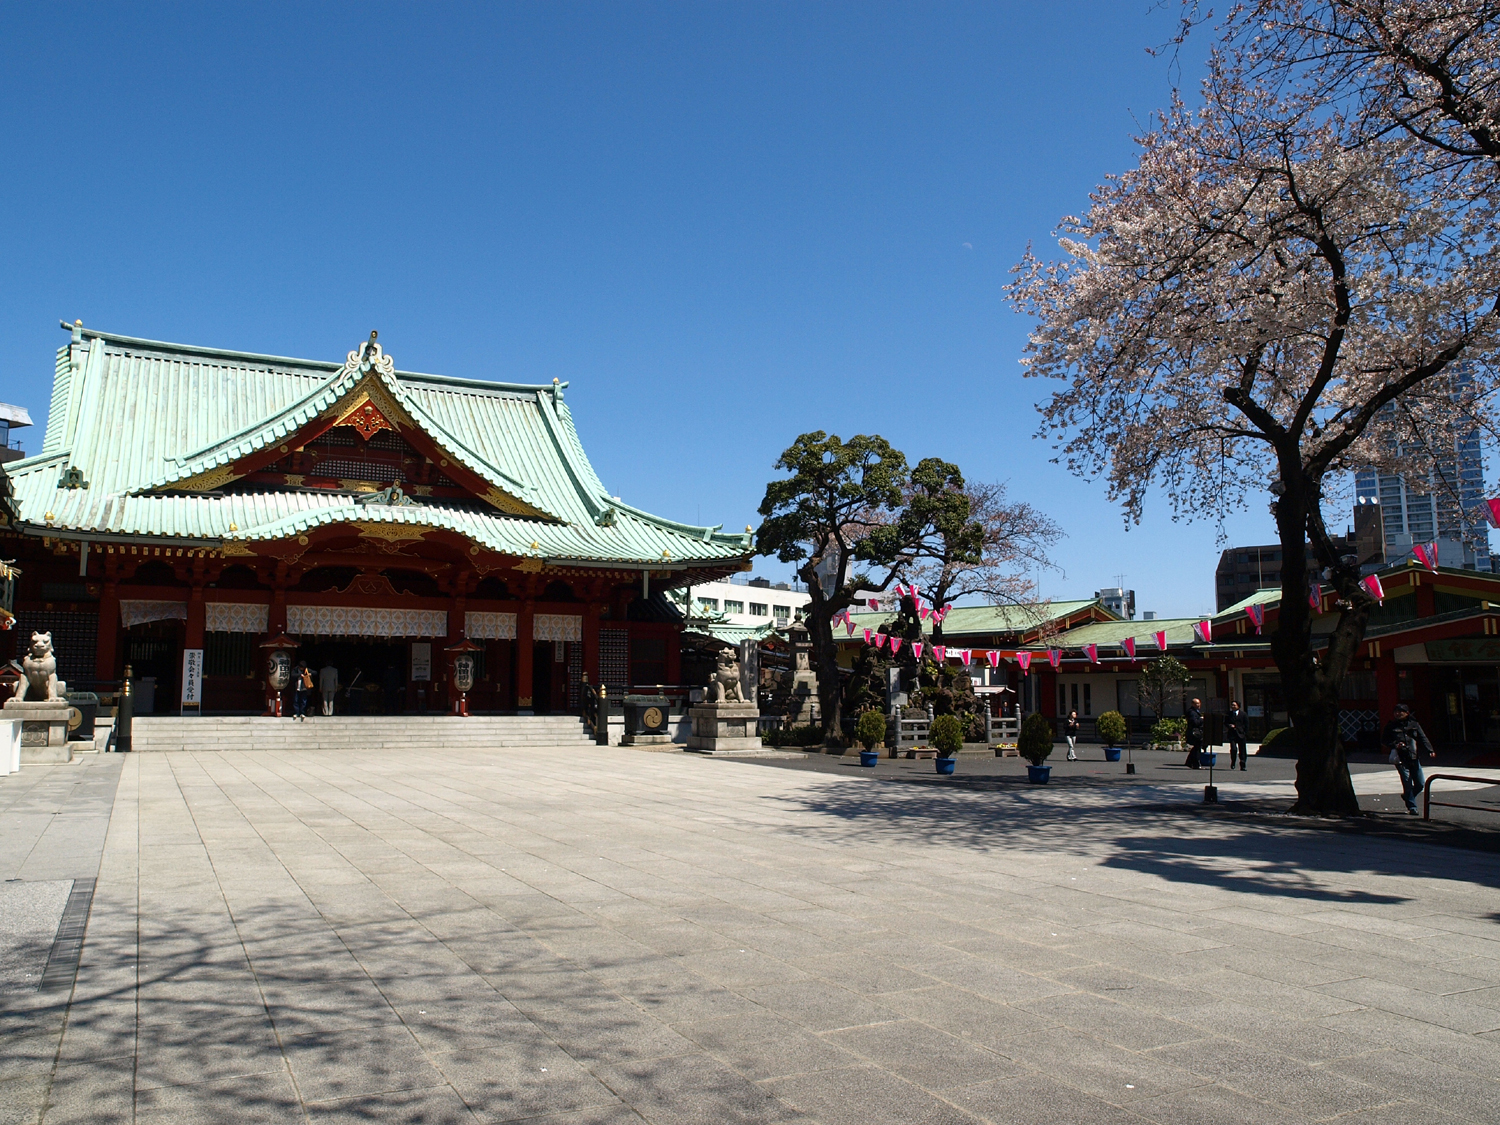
[295,639,411,714]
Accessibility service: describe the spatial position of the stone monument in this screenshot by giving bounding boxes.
[784,620,821,725]
[5,631,73,763]
[686,646,763,753]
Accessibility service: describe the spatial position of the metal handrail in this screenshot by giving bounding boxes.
[1423,773,1500,820]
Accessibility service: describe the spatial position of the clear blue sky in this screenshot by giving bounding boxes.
[0,1,1289,617]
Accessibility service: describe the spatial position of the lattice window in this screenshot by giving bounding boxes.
[567,641,582,709]
[205,632,255,678]
[13,610,97,688]
[600,628,629,695]
[316,459,399,483]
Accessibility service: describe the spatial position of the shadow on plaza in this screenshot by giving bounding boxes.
[771,779,1500,906]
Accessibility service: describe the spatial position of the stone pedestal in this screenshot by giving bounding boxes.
[622,732,676,748]
[686,702,764,753]
[5,700,74,764]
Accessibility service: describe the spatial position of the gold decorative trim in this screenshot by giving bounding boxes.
[177,464,239,492]
[355,522,428,543]
[515,557,545,574]
[220,542,258,557]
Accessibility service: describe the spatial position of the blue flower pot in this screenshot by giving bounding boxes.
[1104,747,1122,762]
[859,750,879,768]
[1201,752,1218,768]
[935,756,957,775]
[1027,764,1052,784]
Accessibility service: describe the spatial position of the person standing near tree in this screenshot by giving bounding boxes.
[1065,710,1080,761]
[1383,703,1436,816]
[1184,697,1205,770]
[1225,699,1248,771]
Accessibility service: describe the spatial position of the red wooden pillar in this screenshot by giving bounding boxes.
[185,583,206,651]
[96,579,119,682]
[516,601,534,712]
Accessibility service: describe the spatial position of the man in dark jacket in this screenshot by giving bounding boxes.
[1185,698,1206,769]
[1383,703,1436,815]
[1225,700,1248,771]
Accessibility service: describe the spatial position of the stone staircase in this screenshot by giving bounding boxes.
[129,714,597,753]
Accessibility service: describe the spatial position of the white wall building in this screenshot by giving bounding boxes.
[668,575,811,628]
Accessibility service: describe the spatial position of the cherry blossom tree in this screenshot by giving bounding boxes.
[1009,8,1500,813]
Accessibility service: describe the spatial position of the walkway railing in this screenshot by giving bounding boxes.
[1423,773,1500,820]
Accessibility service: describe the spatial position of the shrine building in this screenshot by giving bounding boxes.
[1,323,752,714]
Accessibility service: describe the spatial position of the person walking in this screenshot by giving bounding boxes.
[319,662,340,717]
[1065,710,1081,761]
[1184,697,1206,769]
[1225,700,1248,771]
[1383,702,1436,815]
[292,663,314,722]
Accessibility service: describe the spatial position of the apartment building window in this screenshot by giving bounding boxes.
[698,598,719,611]
[774,604,790,625]
[724,600,744,614]
[749,603,768,616]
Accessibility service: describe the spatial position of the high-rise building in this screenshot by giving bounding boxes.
[1213,534,1359,611]
[1354,427,1490,571]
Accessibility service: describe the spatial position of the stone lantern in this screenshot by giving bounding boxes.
[444,637,482,716]
[259,634,298,717]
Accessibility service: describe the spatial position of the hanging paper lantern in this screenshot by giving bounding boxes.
[1085,643,1098,663]
[934,645,946,662]
[1016,651,1032,671]
[1047,648,1061,669]
[1122,637,1137,661]
[1360,574,1385,602]
[912,642,924,660]
[1246,603,1264,634]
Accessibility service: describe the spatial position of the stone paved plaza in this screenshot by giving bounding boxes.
[4,747,1500,1124]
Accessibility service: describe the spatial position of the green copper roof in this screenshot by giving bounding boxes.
[12,327,751,568]
[1044,617,1202,651]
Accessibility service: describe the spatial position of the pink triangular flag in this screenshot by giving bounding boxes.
[867,598,879,610]
[1486,498,1500,528]
[1085,643,1098,663]
[1246,603,1264,634]
[1193,619,1212,644]
[1309,582,1322,609]
[890,637,903,653]
[1360,574,1385,602]
[846,620,856,636]
[912,642,924,660]
[934,645,946,662]
[1413,542,1438,572]
[863,628,873,644]
[909,585,920,601]
[1154,630,1167,651]
[986,650,1000,668]
[1122,637,1136,661]
[1047,648,1061,669]
[959,649,971,666]
[1016,651,1032,672]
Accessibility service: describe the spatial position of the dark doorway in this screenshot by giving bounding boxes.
[533,641,554,713]
[295,639,409,714]
[125,619,183,714]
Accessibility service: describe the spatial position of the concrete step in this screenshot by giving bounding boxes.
[130,715,597,752]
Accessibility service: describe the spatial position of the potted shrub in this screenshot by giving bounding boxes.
[1097,710,1126,762]
[930,713,963,775]
[1019,712,1054,782]
[855,710,886,768]
[1150,717,1186,751]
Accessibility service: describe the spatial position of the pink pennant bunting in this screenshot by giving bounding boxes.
[1122,637,1136,661]
[1360,574,1385,603]
[934,645,946,662]
[986,650,1000,668]
[846,620,856,636]
[863,628,873,644]
[1085,643,1098,663]
[868,598,880,610]
[890,637,903,653]
[1486,498,1500,528]
[1413,542,1438,572]
[1193,619,1212,644]
[1246,603,1264,634]
[909,585,920,601]
[959,649,971,666]
[1047,648,1061,669]
[1309,582,1322,609]
[1016,651,1032,672]
[1154,630,1167,652]
[920,606,932,620]
[912,642,924,660]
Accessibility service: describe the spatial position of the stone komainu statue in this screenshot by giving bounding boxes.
[708,646,745,703]
[15,631,65,702]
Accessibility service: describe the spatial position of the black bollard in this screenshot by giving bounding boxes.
[115,664,133,753]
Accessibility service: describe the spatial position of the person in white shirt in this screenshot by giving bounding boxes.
[319,664,340,716]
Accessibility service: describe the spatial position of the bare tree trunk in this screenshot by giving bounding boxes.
[800,569,846,748]
[1272,474,1362,815]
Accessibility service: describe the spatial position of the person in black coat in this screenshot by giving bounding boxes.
[1382,703,1436,815]
[1184,698,1206,769]
[1225,700,1248,771]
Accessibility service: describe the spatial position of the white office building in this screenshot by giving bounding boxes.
[667,576,811,628]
